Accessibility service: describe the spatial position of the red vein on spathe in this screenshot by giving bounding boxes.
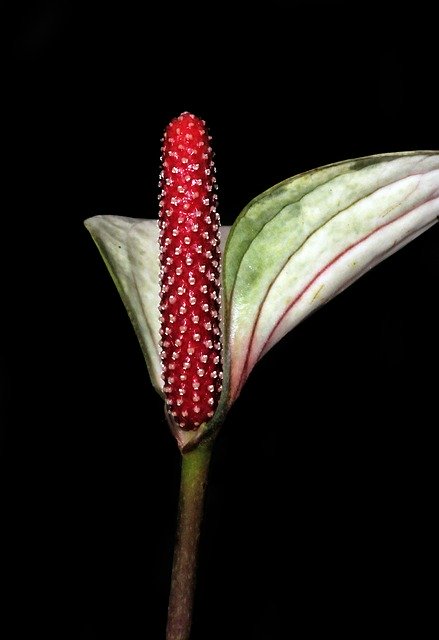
[235,191,439,398]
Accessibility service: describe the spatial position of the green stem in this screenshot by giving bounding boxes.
[166,439,213,640]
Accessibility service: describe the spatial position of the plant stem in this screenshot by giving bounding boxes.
[166,439,213,640]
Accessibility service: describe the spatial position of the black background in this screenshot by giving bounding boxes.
[1,2,438,639]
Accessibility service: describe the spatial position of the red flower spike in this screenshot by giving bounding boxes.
[158,112,222,431]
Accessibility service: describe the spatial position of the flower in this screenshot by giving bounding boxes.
[85,115,439,451]
[158,113,222,431]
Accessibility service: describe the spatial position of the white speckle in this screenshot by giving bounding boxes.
[187,347,194,355]
[192,394,200,402]
[197,369,205,377]
[194,406,200,413]
[176,266,183,276]
[184,236,191,245]
[208,397,215,405]
[194,333,200,341]
[192,381,200,390]
[179,306,187,315]
[169,295,176,304]
[177,286,185,295]
[186,256,193,265]
[189,296,196,305]
[200,355,208,363]
[202,303,209,313]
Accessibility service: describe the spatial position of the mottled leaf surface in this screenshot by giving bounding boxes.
[223,152,439,403]
[85,216,164,395]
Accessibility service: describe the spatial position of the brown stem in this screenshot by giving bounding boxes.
[166,439,213,640]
